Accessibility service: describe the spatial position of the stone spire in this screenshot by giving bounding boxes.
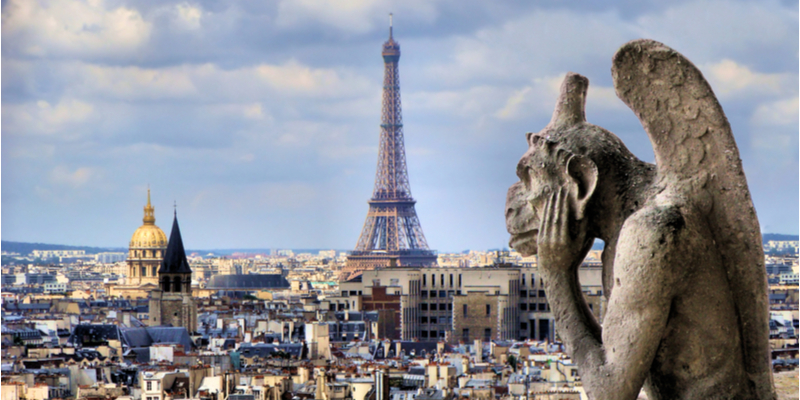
[159,212,192,274]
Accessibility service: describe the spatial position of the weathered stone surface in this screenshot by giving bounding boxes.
[505,39,774,399]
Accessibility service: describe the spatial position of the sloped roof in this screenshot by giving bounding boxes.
[207,274,289,289]
[238,343,303,358]
[68,324,121,346]
[120,326,195,351]
[159,214,192,274]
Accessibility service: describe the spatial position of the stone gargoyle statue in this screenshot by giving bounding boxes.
[505,39,775,399]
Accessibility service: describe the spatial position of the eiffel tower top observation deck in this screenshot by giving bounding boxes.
[371,13,410,203]
[342,15,437,280]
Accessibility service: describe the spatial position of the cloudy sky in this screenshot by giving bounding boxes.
[2,0,798,252]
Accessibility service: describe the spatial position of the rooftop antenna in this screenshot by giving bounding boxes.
[174,201,177,217]
[389,13,393,39]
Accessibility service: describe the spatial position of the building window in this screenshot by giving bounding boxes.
[463,304,468,316]
[486,304,491,316]
[147,381,152,391]
[441,274,444,287]
[432,274,435,286]
[522,274,526,286]
[484,328,491,341]
[538,303,546,311]
[431,317,438,324]
[423,274,426,286]
[439,290,446,297]
[421,331,428,338]
[421,316,428,323]
[448,303,453,310]
[430,291,437,298]
[521,322,528,329]
[421,303,428,311]
[459,274,462,287]
[521,290,527,298]
[521,303,527,310]
[462,329,469,340]
[421,290,428,298]
[539,290,546,298]
[450,274,453,287]
[439,303,447,311]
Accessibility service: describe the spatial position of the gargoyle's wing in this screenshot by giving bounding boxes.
[612,39,773,398]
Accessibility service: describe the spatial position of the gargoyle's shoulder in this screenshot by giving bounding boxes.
[625,202,687,236]
[619,201,696,259]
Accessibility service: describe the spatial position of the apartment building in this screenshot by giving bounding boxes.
[338,264,605,342]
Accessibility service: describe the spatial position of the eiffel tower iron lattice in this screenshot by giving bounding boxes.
[342,16,437,280]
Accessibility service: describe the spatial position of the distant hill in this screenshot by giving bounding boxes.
[762,233,798,243]
[1,241,125,256]
[0,241,345,257]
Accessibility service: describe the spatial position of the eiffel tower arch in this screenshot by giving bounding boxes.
[342,16,438,280]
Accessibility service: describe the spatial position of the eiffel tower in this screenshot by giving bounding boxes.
[342,15,437,280]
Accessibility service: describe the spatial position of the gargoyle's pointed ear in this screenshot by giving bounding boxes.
[550,73,589,127]
[565,154,597,220]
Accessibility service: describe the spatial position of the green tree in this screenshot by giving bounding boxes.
[508,354,517,372]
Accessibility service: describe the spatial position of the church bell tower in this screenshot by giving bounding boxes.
[148,211,197,332]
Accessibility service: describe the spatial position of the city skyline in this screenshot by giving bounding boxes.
[2,0,798,251]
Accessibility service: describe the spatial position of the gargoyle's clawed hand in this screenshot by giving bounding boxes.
[537,186,588,272]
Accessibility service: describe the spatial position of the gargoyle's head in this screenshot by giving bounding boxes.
[506,73,635,256]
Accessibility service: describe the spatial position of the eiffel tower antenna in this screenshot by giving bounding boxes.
[343,15,438,281]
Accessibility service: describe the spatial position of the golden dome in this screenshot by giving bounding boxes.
[130,189,167,249]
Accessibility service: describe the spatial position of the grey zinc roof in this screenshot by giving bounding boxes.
[206,274,290,289]
[120,326,195,351]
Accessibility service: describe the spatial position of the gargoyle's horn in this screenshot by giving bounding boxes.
[549,72,588,127]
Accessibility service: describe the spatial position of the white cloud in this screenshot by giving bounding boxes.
[495,87,533,120]
[493,74,624,121]
[2,0,152,58]
[751,97,799,127]
[275,0,437,33]
[55,60,372,102]
[49,165,96,187]
[243,103,266,120]
[37,99,94,127]
[80,64,198,100]
[175,3,203,30]
[4,98,95,136]
[422,10,629,87]
[636,0,797,63]
[703,59,794,99]
[255,60,363,95]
